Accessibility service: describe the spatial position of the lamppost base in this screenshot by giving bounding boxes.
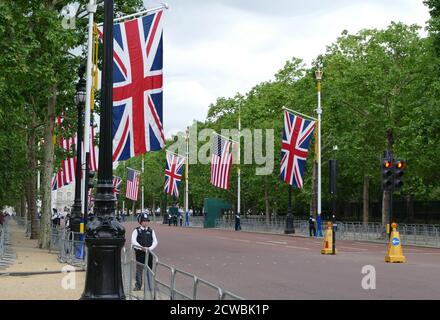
[81,216,125,300]
[284,215,295,234]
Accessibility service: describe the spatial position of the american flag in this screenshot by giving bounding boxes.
[164,151,185,197]
[52,116,76,190]
[52,117,98,191]
[126,168,140,201]
[210,134,233,190]
[113,176,122,197]
[280,110,316,188]
[98,11,165,162]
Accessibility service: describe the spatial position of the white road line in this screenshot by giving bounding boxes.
[256,242,277,246]
[268,241,288,245]
[285,245,310,250]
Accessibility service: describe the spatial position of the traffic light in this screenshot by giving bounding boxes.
[394,160,406,189]
[88,171,96,189]
[382,159,393,190]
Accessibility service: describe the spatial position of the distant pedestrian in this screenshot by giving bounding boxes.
[309,215,316,237]
[235,213,241,231]
[0,212,4,226]
[52,209,60,227]
[131,213,158,291]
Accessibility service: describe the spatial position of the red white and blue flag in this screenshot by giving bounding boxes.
[98,10,165,162]
[210,134,233,190]
[164,151,185,197]
[113,176,122,197]
[280,111,316,188]
[52,116,98,191]
[52,116,77,191]
[126,168,140,201]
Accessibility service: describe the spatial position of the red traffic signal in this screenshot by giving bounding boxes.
[394,160,406,189]
[382,159,393,190]
[396,160,406,170]
[384,160,392,169]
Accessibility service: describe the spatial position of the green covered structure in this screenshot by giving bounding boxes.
[203,198,232,228]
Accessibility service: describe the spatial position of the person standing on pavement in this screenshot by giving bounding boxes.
[131,213,158,291]
[309,215,316,237]
[235,213,241,231]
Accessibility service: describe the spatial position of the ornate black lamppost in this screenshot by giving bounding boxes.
[81,0,125,300]
[70,66,86,234]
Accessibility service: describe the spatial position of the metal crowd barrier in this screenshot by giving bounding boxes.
[213,218,440,247]
[122,245,243,300]
[0,224,5,258]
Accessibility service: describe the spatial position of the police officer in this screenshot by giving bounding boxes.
[235,213,241,231]
[131,213,158,291]
[308,215,316,237]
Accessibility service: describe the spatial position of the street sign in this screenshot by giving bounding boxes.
[392,237,400,246]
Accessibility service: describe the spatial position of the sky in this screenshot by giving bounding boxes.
[143,0,431,138]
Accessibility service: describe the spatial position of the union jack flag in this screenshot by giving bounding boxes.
[113,176,122,197]
[98,10,165,162]
[280,111,316,188]
[164,151,185,197]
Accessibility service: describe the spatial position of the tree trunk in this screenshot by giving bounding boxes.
[265,178,270,225]
[20,194,27,218]
[363,175,369,225]
[310,161,318,217]
[39,87,57,249]
[27,117,38,239]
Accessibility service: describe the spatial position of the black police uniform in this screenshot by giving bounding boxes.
[135,226,154,290]
[309,216,316,236]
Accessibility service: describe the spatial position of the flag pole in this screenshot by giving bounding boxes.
[165,150,187,159]
[96,3,169,27]
[81,0,97,228]
[141,154,144,214]
[315,69,323,237]
[237,102,241,222]
[282,106,318,121]
[185,126,189,226]
[212,131,239,144]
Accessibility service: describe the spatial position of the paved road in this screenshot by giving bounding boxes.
[125,222,440,300]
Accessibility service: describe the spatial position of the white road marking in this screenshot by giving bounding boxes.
[268,241,287,245]
[256,241,276,246]
[285,245,310,250]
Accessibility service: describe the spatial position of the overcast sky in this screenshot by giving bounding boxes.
[142,0,431,138]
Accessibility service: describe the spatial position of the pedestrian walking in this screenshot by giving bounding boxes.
[52,208,60,227]
[309,215,316,237]
[235,213,241,231]
[131,213,158,291]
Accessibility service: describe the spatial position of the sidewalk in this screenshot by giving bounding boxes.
[0,220,85,300]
